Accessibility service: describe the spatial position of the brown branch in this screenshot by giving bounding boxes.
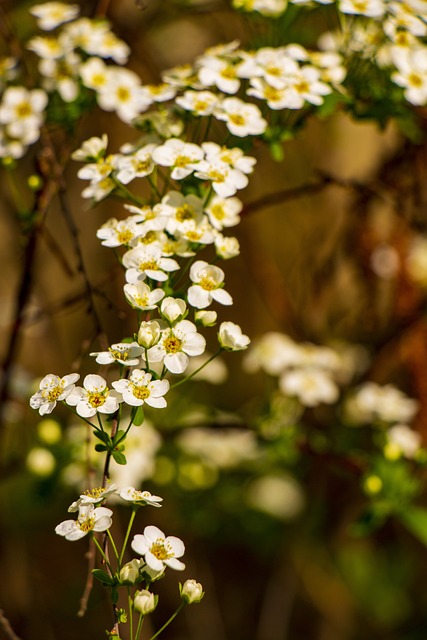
[0,610,21,640]
[78,537,96,618]
[243,171,394,217]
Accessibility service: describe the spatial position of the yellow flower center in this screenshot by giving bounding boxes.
[79,517,95,532]
[409,73,423,88]
[139,260,158,271]
[176,204,195,222]
[117,87,130,102]
[117,229,134,244]
[131,384,150,400]
[150,540,171,560]
[84,487,107,499]
[141,231,156,244]
[210,204,225,220]
[16,101,32,118]
[199,277,216,291]
[88,392,107,408]
[175,155,192,167]
[109,348,129,360]
[229,114,245,126]
[163,335,182,353]
[221,66,237,80]
[42,384,64,402]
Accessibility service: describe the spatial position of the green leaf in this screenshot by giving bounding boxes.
[113,430,126,445]
[95,444,108,452]
[92,569,113,586]
[133,406,145,426]
[112,450,127,465]
[94,431,112,445]
[111,587,119,604]
[399,506,427,546]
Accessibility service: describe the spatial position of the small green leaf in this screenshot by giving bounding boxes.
[111,587,119,604]
[113,430,126,445]
[95,444,108,452]
[133,406,145,426]
[112,450,127,465]
[92,569,113,586]
[94,431,112,445]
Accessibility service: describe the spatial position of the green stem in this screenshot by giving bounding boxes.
[135,613,144,640]
[148,603,186,640]
[65,405,97,430]
[128,587,134,640]
[92,534,113,574]
[170,349,222,389]
[119,506,138,565]
[107,529,120,564]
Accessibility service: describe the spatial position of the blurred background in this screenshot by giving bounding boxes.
[2,1,427,639]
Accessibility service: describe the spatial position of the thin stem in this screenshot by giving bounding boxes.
[128,588,134,640]
[107,529,120,564]
[170,349,222,389]
[148,602,186,640]
[135,613,144,640]
[120,507,138,565]
[92,535,114,574]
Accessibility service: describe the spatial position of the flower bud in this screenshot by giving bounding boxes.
[180,579,204,604]
[133,589,158,615]
[119,558,145,585]
[195,310,217,327]
[215,235,240,259]
[161,297,186,323]
[218,321,250,351]
[138,321,161,348]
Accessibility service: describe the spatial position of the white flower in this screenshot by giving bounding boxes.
[188,260,233,309]
[218,321,250,351]
[68,484,118,511]
[347,382,418,425]
[180,579,204,604]
[131,525,185,571]
[386,424,422,459]
[195,310,217,326]
[152,138,204,180]
[279,368,339,407]
[0,87,48,144]
[243,332,303,375]
[115,144,157,184]
[97,68,149,123]
[119,558,145,585]
[160,297,187,323]
[205,195,242,230]
[123,245,180,283]
[215,97,267,137]
[79,56,110,92]
[137,321,162,348]
[202,142,256,174]
[55,504,113,541]
[119,487,163,507]
[124,281,165,311]
[27,36,65,59]
[232,0,288,16]
[176,90,219,115]
[71,134,108,161]
[30,2,80,30]
[112,370,170,408]
[392,48,427,106]
[30,373,80,415]
[215,234,240,259]
[134,589,158,614]
[198,57,240,94]
[90,342,144,366]
[65,374,121,418]
[157,190,204,235]
[96,216,143,247]
[194,160,249,197]
[339,0,385,17]
[148,320,206,374]
[38,52,81,102]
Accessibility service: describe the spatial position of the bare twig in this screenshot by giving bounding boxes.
[0,610,21,640]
